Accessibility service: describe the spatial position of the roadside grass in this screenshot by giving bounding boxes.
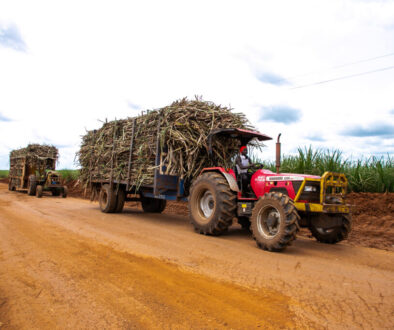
[265,147,393,193]
[0,170,9,179]
[57,169,79,183]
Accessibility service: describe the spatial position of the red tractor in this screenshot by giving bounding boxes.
[188,128,351,252]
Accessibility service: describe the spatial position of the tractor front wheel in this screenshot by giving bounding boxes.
[251,192,299,252]
[309,214,351,244]
[189,172,236,236]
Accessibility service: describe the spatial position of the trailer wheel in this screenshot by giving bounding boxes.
[99,184,117,213]
[62,186,68,198]
[114,189,125,213]
[141,197,166,213]
[251,192,299,252]
[189,172,236,236]
[27,175,37,196]
[36,185,43,198]
[309,214,351,244]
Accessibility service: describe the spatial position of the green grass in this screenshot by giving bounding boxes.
[264,147,393,193]
[57,169,79,183]
[0,170,9,179]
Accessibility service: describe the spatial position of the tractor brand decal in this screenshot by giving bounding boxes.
[255,176,266,182]
[266,176,304,182]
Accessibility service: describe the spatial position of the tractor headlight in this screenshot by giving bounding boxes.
[304,185,317,192]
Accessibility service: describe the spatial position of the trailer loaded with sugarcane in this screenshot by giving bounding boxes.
[79,98,351,252]
[9,144,68,198]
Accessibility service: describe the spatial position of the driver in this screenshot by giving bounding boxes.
[236,146,252,193]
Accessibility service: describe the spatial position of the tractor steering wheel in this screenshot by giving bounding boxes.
[248,163,264,173]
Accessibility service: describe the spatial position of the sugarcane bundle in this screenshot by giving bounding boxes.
[9,144,58,177]
[77,97,258,189]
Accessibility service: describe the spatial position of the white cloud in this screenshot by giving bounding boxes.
[0,0,393,169]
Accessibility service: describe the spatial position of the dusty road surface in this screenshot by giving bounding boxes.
[0,183,393,329]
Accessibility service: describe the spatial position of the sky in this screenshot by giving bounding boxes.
[0,0,393,169]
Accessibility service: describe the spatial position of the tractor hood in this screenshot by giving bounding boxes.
[256,169,321,181]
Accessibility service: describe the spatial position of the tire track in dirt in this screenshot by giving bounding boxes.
[1,183,393,329]
[0,190,297,329]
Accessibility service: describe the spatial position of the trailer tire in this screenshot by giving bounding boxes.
[27,175,37,196]
[36,185,43,198]
[141,197,166,213]
[114,189,125,213]
[309,214,351,244]
[189,172,236,236]
[99,184,117,213]
[251,192,299,252]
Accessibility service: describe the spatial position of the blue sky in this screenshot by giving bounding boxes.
[0,0,393,169]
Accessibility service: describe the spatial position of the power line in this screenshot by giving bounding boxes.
[274,52,394,84]
[290,65,394,90]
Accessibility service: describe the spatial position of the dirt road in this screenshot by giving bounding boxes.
[0,183,393,329]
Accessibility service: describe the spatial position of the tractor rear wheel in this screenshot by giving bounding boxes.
[99,184,117,213]
[36,185,43,198]
[27,175,37,196]
[309,214,351,244]
[141,196,166,213]
[189,172,236,236]
[251,192,299,252]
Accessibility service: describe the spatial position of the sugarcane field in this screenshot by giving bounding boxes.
[1,2,394,329]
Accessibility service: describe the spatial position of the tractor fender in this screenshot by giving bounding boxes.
[201,168,239,192]
[222,172,240,192]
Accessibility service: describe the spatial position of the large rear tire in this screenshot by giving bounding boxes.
[99,184,117,213]
[141,196,166,213]
[309,214,351,244]
[251,192,299,252]
[27,175,37,196]
[189,172,236,236]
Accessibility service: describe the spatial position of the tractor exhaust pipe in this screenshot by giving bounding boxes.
[276,133,281,174]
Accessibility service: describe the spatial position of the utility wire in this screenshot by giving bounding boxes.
[274,52,394,84]
[290,65,394,90]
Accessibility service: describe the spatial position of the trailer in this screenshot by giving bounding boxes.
[9,144,68,198]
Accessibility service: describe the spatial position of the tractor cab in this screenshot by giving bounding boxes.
[207,128,272,195]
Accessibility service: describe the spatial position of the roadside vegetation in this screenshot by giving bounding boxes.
[0,170,9,179]
[57,169,79,183]
[265,147,393,193]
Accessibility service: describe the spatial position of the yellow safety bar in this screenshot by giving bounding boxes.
[294,172,349,214]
